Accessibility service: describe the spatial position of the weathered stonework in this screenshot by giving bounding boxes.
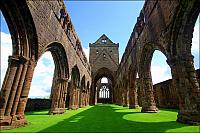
[0,0,91,129]
[114,0,200,125]
[153,69,200,109]
[89,34,119,104]
[0,0,200,130]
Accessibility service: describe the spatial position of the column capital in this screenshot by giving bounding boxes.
[57,77,68,82]
[8,55,29,65]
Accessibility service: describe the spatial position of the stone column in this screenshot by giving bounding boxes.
[0,56,30,127]
[123,88,129,107]
[6,56,29,117]
[49,78,61,114]
[94,87,97,105]
[122,89,125,106]
[54,78,68,114]
[87,91,90,106]
[0,56,20,117]
[15,59,35,123]
[69,84,76,110]
[167,55,200,125]
[76,89,80,109]
[11,57,29,117]
[86,92,88,106]
[140,72,158,113]
[89,83,95,105]
[129,86,139,109]
[116,87,120,105]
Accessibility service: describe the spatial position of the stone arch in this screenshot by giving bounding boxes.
[44,42,69,79]
[71,66,80,87]
[169,0,200,125]
[41,42,69,115]
[138,43,169,113]
[79,75,86,107]
[0,0,38,128]
[68,65,80,110]
[93,67,114,104]
[0,0,38,59]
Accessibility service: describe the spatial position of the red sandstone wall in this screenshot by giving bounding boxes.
[153,69,200,109]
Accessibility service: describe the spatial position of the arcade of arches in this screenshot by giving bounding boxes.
[0,0,200,130]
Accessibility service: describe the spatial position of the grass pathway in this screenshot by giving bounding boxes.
[2,104,199,132]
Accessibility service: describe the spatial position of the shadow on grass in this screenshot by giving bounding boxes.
[158,108,179,112]
[37,104,196,132]
[25,109,50,115]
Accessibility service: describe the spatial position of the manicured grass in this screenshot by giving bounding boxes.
[2,104,199,132]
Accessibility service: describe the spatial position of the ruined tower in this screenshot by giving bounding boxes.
[89,34,119,104]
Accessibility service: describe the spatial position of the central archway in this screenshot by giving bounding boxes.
[93,67,114,104]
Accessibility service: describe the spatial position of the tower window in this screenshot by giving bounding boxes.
[102,39,107,43]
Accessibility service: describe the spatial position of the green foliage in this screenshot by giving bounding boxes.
[2,104,199,132]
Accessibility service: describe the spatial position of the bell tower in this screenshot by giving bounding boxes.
[89,34,119,104]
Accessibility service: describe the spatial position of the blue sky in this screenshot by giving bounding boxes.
[65,1,145,60]
[0,2,199,98]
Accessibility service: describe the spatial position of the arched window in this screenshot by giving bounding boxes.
[99,85,109,99]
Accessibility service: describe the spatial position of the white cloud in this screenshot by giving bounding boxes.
[29,52,54,98]
[33,52,54,77]
[83,47,89,61]
[192,23,199,69]
[151,65,171,84]
[151,50,172,84]
[1,32,12,87]
[192,22,199,52]
[0,32,54,98]
[28,85,50,98]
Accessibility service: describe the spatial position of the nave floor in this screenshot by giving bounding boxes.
[2,104,199,132]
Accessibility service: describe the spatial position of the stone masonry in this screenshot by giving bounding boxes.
[0,0,200,130]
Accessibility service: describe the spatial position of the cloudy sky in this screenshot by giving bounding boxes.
[0,2,199,98]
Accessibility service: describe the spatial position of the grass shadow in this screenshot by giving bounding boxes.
[37,104,199,132]
[25,109,50,115]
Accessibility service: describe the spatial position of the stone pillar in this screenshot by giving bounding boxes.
[0,56,30,128]
[140,72,158,113]
[122,90,125,106]
[119,87,123,106]
[83,92,86,107]
[76,89,80,109]
[123,88,129,107]
[89,83,95,105]
[69,85,77,110]
[129,86,139,109]
[116,87,120,105]
[78,90,82,108]
[94,87,97,105]
[0,56,20,117]
[49,78,61,114]
[84,92,87,107]
[87,90,90,106]
[49,78,68,114]
[10,57,29,116]
[15,59,35,125]
[167,55,200,125]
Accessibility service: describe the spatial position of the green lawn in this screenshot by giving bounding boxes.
[2,104,199,132]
